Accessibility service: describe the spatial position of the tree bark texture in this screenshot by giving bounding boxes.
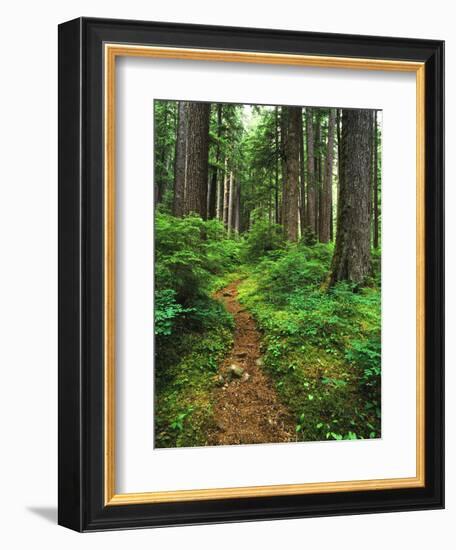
[299,109,306,236]
[208,104,222,219]
[282,106,300,242]
[223,158,229,226]
[319,109,335,243]
[182,102,210,219]
[373,111,380,248]
[155,103,169,207]
[173,101,188,217]
[234,178,241,235]
[315,114,322,239]
[275,106,280,225]
[328,109,373,286]
[306,108,316,234]
[227,171,234,235]
[280,108,288,231]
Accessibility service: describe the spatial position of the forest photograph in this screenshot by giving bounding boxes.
[154,99,382,449]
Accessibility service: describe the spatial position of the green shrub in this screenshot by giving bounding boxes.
[257,244,332,304]
[300,227,317,246]
[240,219,285,262]
[205,237,240,275]
[345,334,381,398]
[155,211,241,316]
[155,289,191,336]
[155,213,209,304]
[185,295,234,332]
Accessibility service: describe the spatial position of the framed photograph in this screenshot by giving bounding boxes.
[58,17,444,531]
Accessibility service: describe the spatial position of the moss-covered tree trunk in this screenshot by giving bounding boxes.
[183,102,210,219]
[328,109,373,286]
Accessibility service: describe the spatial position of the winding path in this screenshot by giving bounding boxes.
[208,281,295,446]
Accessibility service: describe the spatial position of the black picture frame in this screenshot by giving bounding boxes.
[58,17,444,532]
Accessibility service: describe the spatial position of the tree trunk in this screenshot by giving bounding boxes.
[216,156,225,220]
[299,108,306,237]
[234,178,241,235]
[373,111,379,248]
[216,176,222,220]
[319,109,335,243]
[315,114,322,239]
[173,101,188,217]
[275,106,280,224]
[334,108,342,241]
[182,102,210,219]
[281,108,288,231]
[328,109,373,286]
[306,108,316,234]
[282,106,300,242]
[208,168,216,219]
[227,171,234,236]
[156,103,169,207]
[208,105,222,219]
[223,158,229,226]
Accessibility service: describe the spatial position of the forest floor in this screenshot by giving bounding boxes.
[207,280,295,446]
[154,215,381,448]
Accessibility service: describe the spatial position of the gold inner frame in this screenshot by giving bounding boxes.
[104,44,426,506]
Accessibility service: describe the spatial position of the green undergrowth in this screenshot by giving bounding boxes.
[209,268,247,294]
[155,321,232,448]
[154,213,382,446]
[154,213,240,448]
[237,241,381,442]
[155,212,241,337]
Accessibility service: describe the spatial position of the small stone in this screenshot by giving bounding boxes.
[228,364,244,378]
[255,357,264,367]
[241,372,250,382]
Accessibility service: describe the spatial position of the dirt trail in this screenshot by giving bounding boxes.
[208,281,295,446]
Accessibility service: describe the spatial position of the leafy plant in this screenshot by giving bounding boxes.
[240,219,285,262]
[169,407,194,432]
[155,289,191,336]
